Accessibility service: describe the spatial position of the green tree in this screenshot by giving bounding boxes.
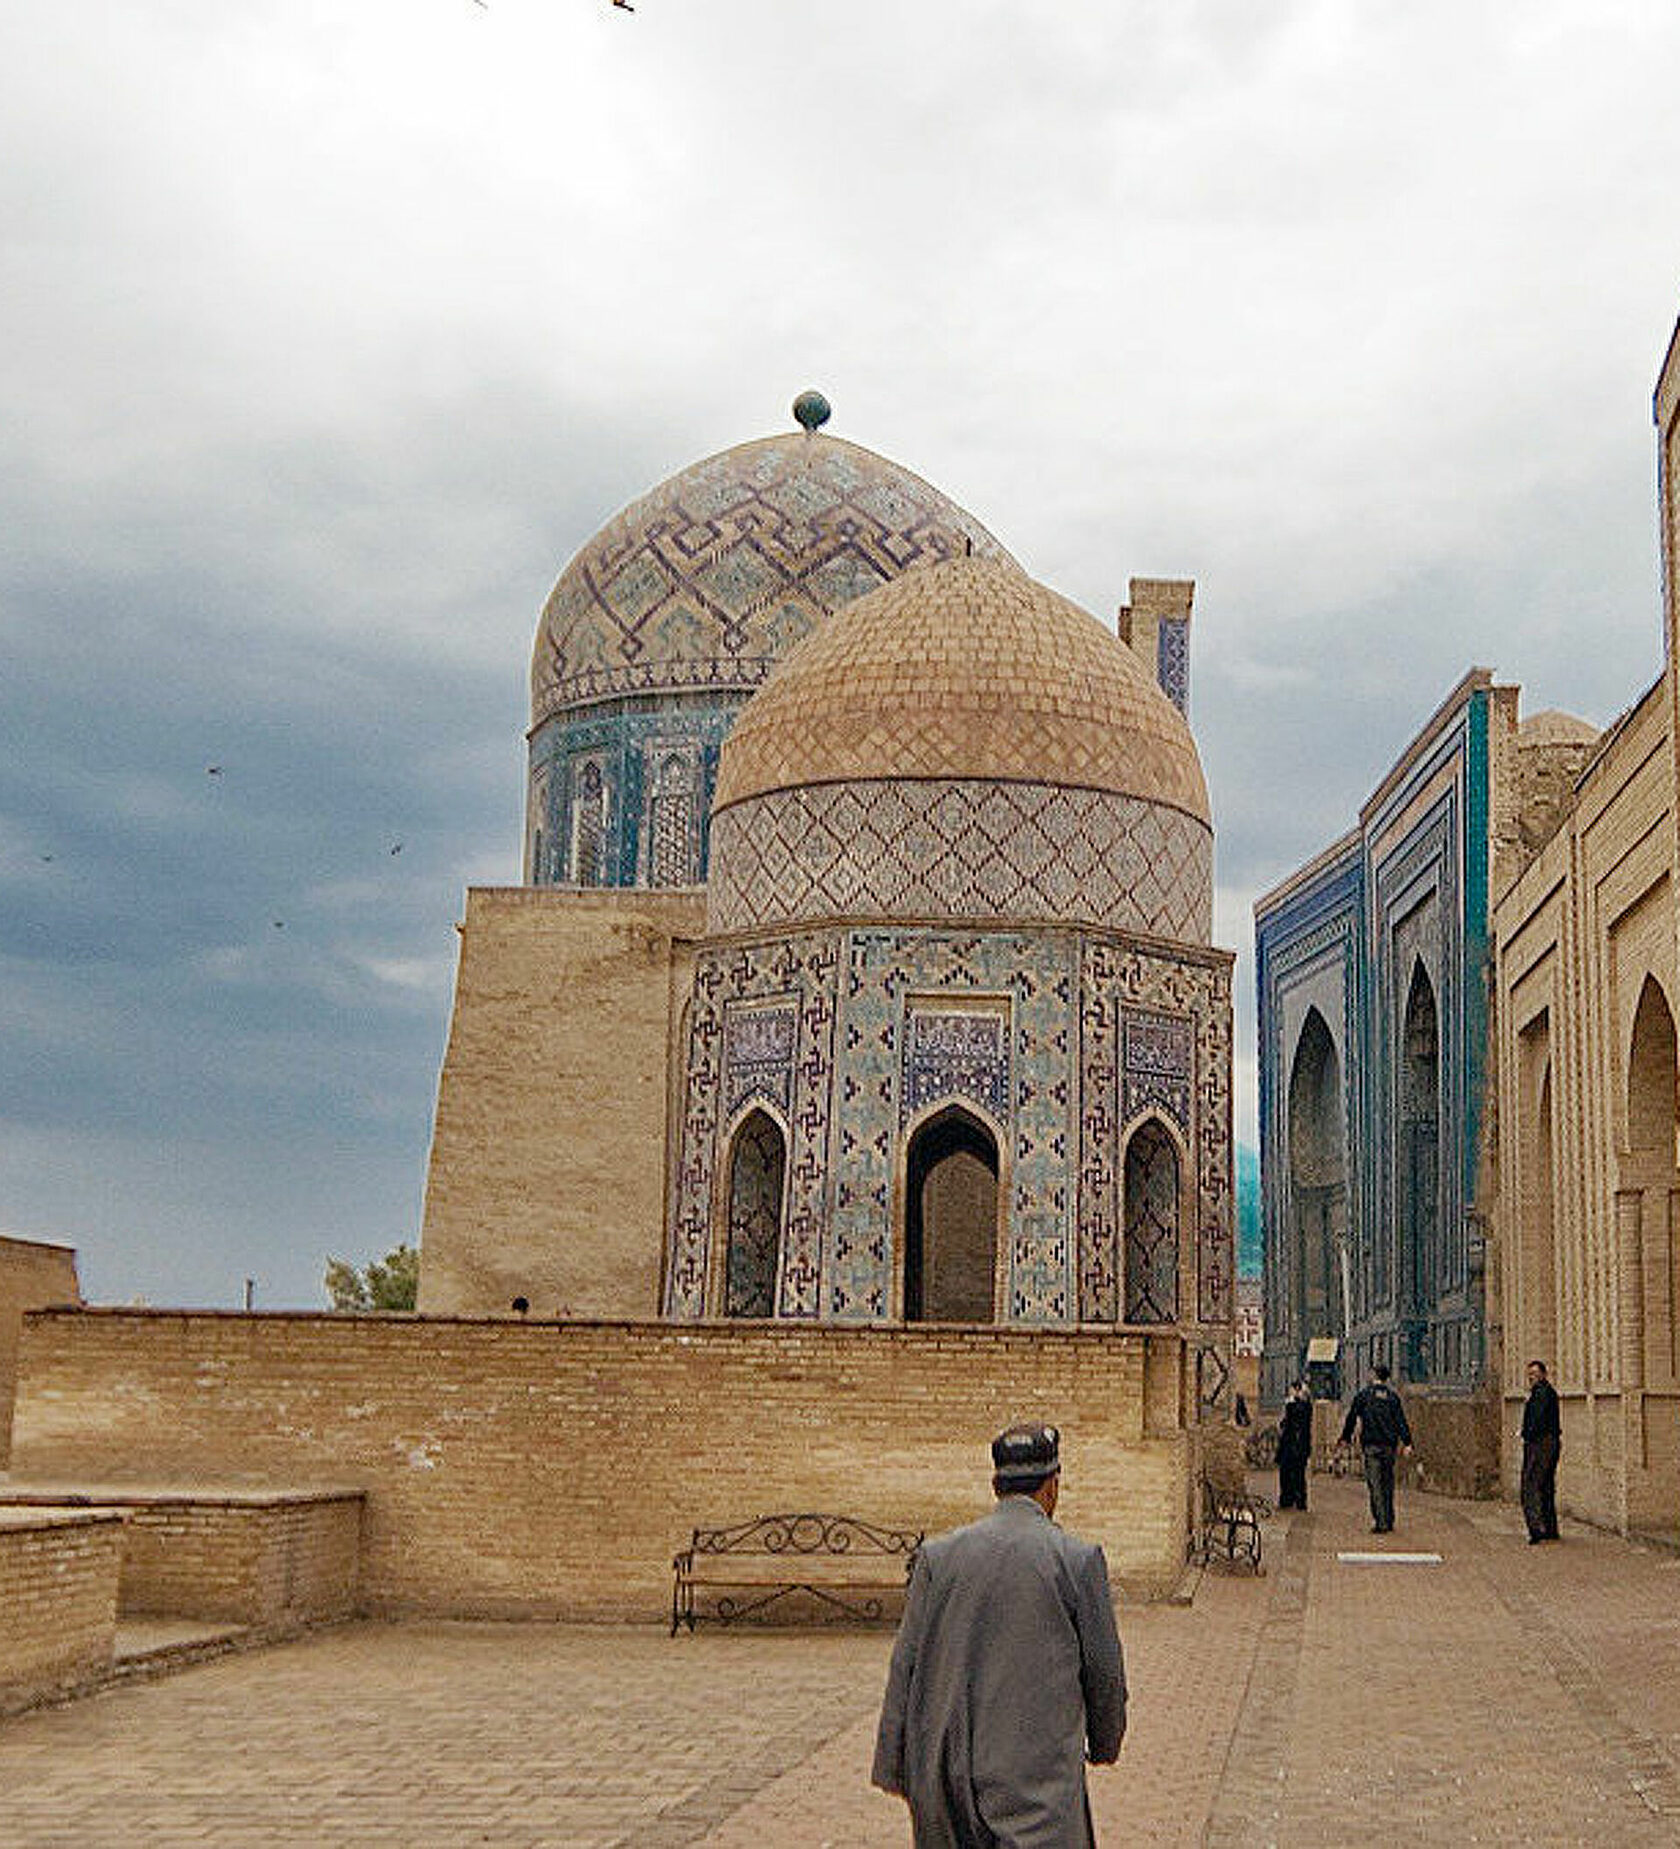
[324,1242,419,1311]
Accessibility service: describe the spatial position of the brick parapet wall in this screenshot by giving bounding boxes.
[13,1311,1189,1616]
[0,1489,363,1625]
[0,1508,121,1714]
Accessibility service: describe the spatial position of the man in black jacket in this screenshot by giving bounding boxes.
[1521,1359,1562,1543]
[1337,1363,1414,1533]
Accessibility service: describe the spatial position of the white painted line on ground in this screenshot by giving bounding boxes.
[1336,1551,1443,1565]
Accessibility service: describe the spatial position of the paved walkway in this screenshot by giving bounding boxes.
[6,1477,1680,1845]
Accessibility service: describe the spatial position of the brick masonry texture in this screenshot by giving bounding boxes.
[0,1489,362,1625]
[712,557,1209,822]
[0,1508,121,1713]
[0,1235,80,1467]
[11,1310,1192,1617]
[419,888,706,1319]
[12,1478,1680,1844]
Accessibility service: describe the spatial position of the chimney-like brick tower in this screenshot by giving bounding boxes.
[1118,578,1194,717]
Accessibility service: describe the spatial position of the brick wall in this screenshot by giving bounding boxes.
[13,1311,1190,1617]
[0,1490,363,1626]
[0,1235,80,1467]
[419,888,706,1319]
[0,1508,121,1713]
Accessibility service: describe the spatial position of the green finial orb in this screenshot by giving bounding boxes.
[792,389,832,432]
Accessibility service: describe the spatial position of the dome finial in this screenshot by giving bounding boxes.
[792,389,832,433]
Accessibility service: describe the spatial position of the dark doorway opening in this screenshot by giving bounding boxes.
[904,1107,999,1323]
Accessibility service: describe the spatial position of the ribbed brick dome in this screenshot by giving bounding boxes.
[713,557,1210,823]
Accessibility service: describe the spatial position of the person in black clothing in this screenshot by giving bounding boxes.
[1521,1358,1562,1543]
[1337,1363,1414,1533]
[1276,1379,1313,1511]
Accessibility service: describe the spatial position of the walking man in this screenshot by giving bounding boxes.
[1521,1358,1562,1543]
[872,1422,1127,1846]
[1276,1378,1313,1511]
[1337,1362,1414,1534]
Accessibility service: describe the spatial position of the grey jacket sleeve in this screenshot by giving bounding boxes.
[1074,1542,1126,1763]
[871,1547,932,1794]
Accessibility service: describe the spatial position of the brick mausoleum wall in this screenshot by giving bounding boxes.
[0,1234,80,1467]
[0,1508,121,1713]
[13,1311,1189,1617]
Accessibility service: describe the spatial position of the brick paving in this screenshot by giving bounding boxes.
[6,1476,1680,1845]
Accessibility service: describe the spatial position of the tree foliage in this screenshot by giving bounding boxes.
[324,1242,419,1311]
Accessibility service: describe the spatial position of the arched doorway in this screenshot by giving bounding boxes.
[1288,1008,1347,1350]
[1399,960,1440,1374]
[1123,1119,1179,1324]
[723,1110,786,1317]
[903,1107,999,1322]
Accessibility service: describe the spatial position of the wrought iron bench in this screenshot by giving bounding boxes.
[1190,1446,1273,1574]
[671,1512,923,1634]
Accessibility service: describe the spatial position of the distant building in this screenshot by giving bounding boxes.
[1254,674,1597,1488]
[1490,314,1680,1539]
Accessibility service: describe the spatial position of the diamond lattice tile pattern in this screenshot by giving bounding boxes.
[708,779,1213,944]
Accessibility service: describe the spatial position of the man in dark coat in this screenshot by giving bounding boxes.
[1337,1362,1414,1533]
[1276,1379,1313,1511]
[872,1422,1127,1847]
[1521,1358,1562,1543]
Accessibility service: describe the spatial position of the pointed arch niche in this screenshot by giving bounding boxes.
[903,1105,999,1323]
[722,1109,786,1317]
[1399,960,1441,1353]
[1288,1007,1347,1346]
[1621,977,1680,1390]
[1122,1118,1180,1324]
[1516,1014,1558,1378]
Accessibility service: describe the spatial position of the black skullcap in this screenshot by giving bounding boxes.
[991,1422,1061,1483]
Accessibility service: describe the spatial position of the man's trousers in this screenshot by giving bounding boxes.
[1522,1434,1561,1541]
[1362,1445,1397,1532]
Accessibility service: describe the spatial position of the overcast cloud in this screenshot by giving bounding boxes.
[3,1,1678,1306]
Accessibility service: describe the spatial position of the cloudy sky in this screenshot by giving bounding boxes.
[3,1,1678,1307]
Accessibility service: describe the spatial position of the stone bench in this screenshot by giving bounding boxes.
[672,1511,923,1634]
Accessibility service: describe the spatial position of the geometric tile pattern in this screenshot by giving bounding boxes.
[1076,939,1233,1328]
[723,1002,798,1119]
[1121,1008,1193,1132]
[667,921,1233,1339]
[707,780,1213,944]
[1157,616,1191,716]
[533,433,1012,726]
[901,1007,1010,1127]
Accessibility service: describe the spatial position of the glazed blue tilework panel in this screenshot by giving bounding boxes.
[900,1008,1010,1126]
[667,936,840,1318]
[528,700,735,888]
[833,930,1076,1323]
[668,924,1232,1337]
[1156,617,1191,716]
[1255,681,1493,1397]
[531,435,1013,724]
[1078,940,1233,1330]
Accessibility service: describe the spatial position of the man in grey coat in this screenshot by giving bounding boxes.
[872,1422,1127,1847]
